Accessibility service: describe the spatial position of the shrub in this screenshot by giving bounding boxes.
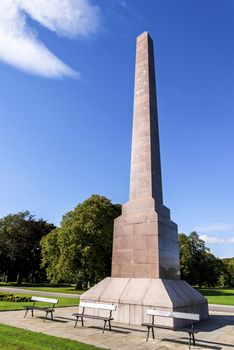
[0,294,31,302]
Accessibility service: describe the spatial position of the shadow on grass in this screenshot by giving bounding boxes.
[198,288,234,297]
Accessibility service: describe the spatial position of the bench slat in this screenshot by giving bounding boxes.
[80,301,116,311]
[146,309,200,321]
[31,296,58,304]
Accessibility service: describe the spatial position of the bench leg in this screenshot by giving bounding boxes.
[192,332,196,346]
[188,332,192,349]
[44,311,49,322]
[75,316,84,328]
[24,309,28,318]
[146,326,150,341]
[50,311,53,320]
[74,316,79,328]
[31,309,34,317]
[103,320,107,333]
[188,331,196,348]
[108,320,111,331]
[151,326,155,339]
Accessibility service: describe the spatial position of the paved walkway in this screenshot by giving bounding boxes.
[1,287,234,314]
[0,307,233,349]
[209,304,234,314]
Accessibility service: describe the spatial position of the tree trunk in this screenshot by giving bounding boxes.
[16,272,22,285]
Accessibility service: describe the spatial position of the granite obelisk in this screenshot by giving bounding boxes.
[80,32,208,327]
[111,32,180,279]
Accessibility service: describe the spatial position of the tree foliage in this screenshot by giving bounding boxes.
[219,257,234,287]
[41,195,121,288]
[0,211,55,284]
[179,232,225,287]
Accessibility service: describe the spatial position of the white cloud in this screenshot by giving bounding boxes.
[196,223,234,233]
[200,234,234,245]
[0,0,100,78]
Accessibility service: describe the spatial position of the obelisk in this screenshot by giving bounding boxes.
[81,32,208,327]
[111,32,180,279]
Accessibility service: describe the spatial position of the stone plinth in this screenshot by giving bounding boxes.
[80,277,209,327]
[112,199,180,279]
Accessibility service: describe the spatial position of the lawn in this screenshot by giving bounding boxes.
[0,283,85,295]
[0,323,103,350]
[0,293,79,311]
[198,288,234,305]
[22,286,84,294]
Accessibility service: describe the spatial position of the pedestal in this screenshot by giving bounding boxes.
[80,277,208,328]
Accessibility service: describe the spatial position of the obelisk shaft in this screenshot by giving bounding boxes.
[130,32,163,203]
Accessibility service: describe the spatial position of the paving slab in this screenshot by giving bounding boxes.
[0,307,233,349]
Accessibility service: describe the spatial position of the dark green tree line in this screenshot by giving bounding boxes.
[0,211,55,284]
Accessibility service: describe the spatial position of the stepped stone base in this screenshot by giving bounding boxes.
[80,277,209,328]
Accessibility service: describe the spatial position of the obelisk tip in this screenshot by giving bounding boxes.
[137,31,152,41]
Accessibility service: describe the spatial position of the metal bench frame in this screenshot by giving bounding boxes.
[142,309,200,349]
[24,296,59,322]
[73,301,117,333]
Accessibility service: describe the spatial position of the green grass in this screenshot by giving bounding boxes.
[0,293,79,311]
[0,283,85,295]
[22,287,84,294]
[198,288,234,305]
[0,323,103,350]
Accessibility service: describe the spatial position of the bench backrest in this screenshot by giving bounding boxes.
[31,296,59,305]
[80,301,116,311]
[146,309,200,321]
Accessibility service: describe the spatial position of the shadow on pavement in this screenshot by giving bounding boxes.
[162,337,223,350]
[87,326,131,334]
[198,314,234,332]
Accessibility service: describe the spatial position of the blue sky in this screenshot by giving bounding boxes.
[0,0,233,258]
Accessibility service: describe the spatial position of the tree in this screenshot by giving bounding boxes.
[179,231,224,287]
[41,195,121,288]
[219,257,234,287]
[0,211,55,284]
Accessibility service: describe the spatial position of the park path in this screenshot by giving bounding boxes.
[0,307,233,349]
[0,287,79,299]
[209,304,234,313]
[1,287,234,313]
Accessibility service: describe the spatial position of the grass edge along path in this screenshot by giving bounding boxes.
[0,323,104,350]
[197,288,234,306]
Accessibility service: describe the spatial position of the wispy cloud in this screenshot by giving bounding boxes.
[196,223,234,233]
[0,0,100,78]
[200,235,234,245]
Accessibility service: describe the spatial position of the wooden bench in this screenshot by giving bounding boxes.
[24,296,59,322]
[142,309,200,349]
[72,301,117,333]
